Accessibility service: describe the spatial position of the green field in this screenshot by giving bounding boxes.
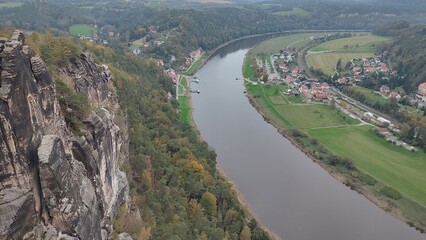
[306,52,374,75]
[178,96,191,124]
[69,24,97,36]
[0,2,22,8]
[309,125,426,207]
[310,34,390,52]
[272,8,310,17]
[244,32,426,227]
[346,86,387,104]
[306,33,390,75]
[185,53,204,75]
[260,3,282,9]
[276,104,360,129]
[250,32,339,55]
[246,84,360,130]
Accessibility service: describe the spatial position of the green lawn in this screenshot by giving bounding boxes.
[260,3,282,9]
[246,83,359,130]
[69,24,97,36]
[0,2,22,8]
[276,104,360,129]
[178,96,191,124]
[346,86,387,104]
[286,94,304,104]
[178,77,188,95]
[185,53,204,75]
[306,33,390,75]
[250,32,340,55]
[306,52,374,75]
[272,8,310,17]
[310,34,390,52]
[309,125,426,207]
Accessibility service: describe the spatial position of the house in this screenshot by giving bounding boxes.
[416,90,426,103]
[321,82,330,90]
[377,117,391,126]
[279,63,289,73]
[352,66,362,73]
[285,76,295,84]
[190,48,202,60]
[302,90,312,100]
[291,68,300,77]
[389,91,401,100]
[380,63,389,72]
[419,82,426,92]
[377,127,390,135]
[165,68,179,84]
[366,66,376,73]
[314,93,328,101]
[337,77,347,84]
[380,85,390,95]
[311,85,323,93]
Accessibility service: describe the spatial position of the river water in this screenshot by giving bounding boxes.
[190,37,426,240]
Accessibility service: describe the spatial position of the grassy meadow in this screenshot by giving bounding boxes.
[185,53,205,75]
[306,33,390,75]
[243,33,426,225]
[246,84,360,130]
[178,96,191,124]
[250,32,339,55]
[272,8,310,17]
[306,52,374,75]
[69,24,97,36]
[309,125,426,207]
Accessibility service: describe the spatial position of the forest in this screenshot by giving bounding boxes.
[21,32,271,240]
[1,0,423,65]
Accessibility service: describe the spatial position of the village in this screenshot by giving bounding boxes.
[250,46,425,152]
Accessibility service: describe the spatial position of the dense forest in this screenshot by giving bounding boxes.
[0,0,421,64]
[23,32,271,240]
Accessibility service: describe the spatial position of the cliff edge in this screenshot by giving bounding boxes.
[0,30,130,239]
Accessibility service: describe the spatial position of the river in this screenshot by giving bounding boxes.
[190,37,426,240]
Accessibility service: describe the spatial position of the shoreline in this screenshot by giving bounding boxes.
[182,30,423,239]
[185,79,282,240]
[184,34,285,239]
[244,90,426,234]
[216,167,282,240]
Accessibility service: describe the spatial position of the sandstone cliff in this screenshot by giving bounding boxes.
[0,31,130,239]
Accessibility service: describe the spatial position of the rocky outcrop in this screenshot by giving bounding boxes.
[0,30,130,239]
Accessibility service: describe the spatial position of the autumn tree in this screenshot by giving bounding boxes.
[201,191,217,219]
[240,226,251,240]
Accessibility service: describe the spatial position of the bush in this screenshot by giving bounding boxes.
[55,80,90,132]
[356,172,377,186]
[291,128,306,138]
[343,157,354,170]
[380,186,402,200]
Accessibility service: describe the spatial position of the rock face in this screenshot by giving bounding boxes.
[0,31,130,239]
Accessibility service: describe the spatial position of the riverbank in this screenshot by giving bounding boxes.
[216,167,282,240]
[243,69,426,234]
[182,52,281,240]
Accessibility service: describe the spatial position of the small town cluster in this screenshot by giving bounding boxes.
[253,46,425,152]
